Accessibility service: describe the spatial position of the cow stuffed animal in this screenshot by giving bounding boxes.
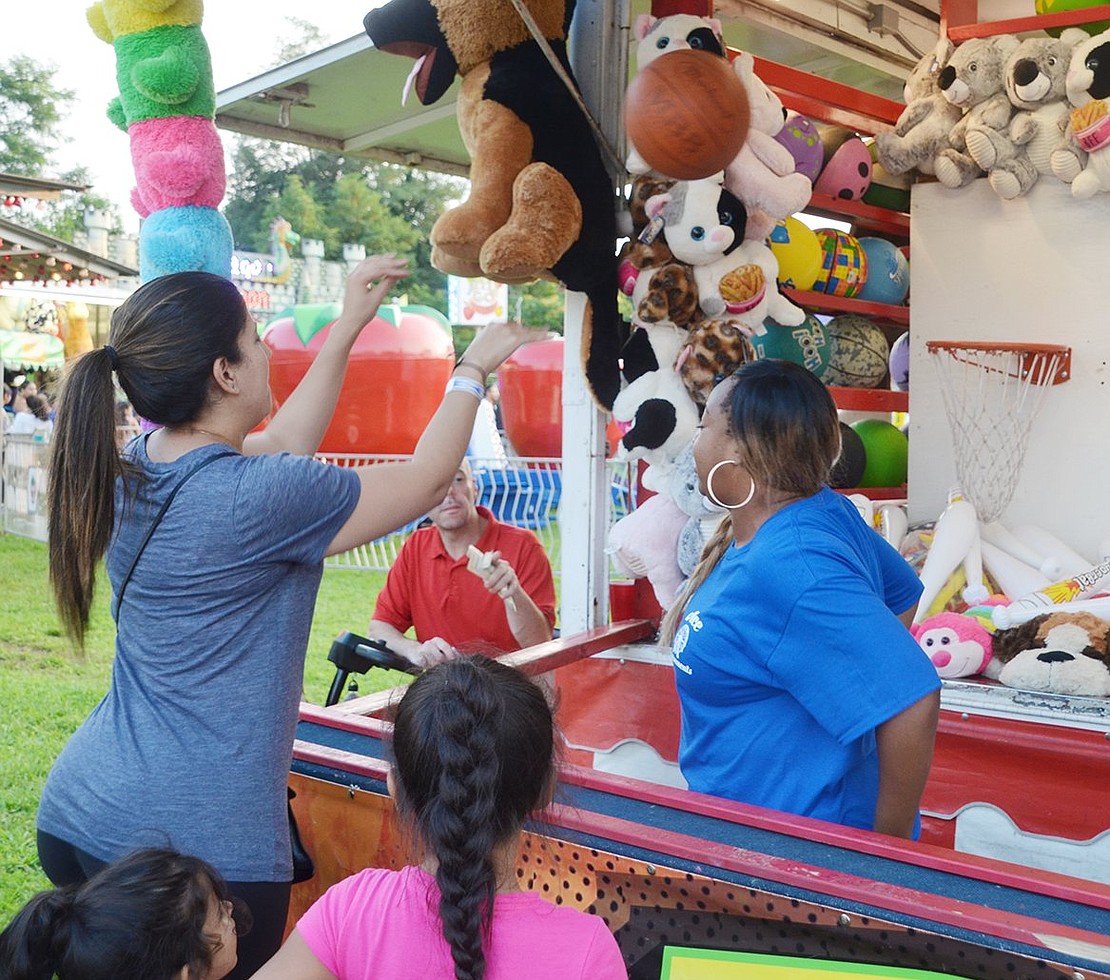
[1056,27,1110,198]
[644,174,805,333]
[363,0,625,408]
[626,13,727,177]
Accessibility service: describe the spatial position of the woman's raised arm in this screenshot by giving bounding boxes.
[244,254,409,457]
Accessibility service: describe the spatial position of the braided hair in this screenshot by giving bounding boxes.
[392,656,555,980]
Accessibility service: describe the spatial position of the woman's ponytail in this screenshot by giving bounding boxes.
[659,514,733,647]
[47,270,247,647]
[0,887,73,980]
[48,347,126,647]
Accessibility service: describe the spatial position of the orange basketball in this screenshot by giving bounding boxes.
[624,49,750,181]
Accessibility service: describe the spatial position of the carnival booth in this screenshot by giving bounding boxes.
[211,0,1110,975]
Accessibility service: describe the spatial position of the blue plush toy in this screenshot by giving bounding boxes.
[139,206,232,281]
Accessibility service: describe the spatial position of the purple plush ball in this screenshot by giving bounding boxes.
[774,112,823,182]
[889,331,910,391]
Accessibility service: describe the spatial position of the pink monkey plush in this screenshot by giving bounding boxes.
[910,612,993,678]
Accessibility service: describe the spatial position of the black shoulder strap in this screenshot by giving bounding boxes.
[113,451,237,623]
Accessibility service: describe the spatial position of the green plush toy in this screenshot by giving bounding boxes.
[99,24,215,131]
[87,0,203,42]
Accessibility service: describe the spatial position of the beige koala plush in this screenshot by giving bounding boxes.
[964,30,1088,198]
[875,38,964,178]
[934,35,1021,189]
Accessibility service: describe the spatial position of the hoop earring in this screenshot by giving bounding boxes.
[706,460,756,510]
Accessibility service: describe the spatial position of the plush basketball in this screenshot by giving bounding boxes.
[753,312,831,378]
[829,421,867,489]
[857,237,910,305]
[624,49,751,180]
[814,229,868,298]
[1035,0,1110,36]
[774,111,824,181]
[852,418,908,487]
[889,330,910,391]
[767,216,823,291]
[823,315,889,388]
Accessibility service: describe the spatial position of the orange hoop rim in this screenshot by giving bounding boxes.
[925,340,1070,356]
[926,340,1071,385]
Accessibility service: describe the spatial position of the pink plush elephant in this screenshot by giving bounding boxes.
[129,115,226,217]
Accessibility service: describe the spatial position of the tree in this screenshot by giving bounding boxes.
[37,168,122,243]
[0,56,73,176]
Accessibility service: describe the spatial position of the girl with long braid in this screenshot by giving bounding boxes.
[252,657,626,980]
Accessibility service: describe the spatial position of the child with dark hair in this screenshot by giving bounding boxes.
[251,657,626,980]
[0,847,246,980]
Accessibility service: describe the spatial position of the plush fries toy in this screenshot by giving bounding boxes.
[467,545,518,612]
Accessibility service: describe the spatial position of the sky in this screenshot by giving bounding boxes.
[6,2,372,232]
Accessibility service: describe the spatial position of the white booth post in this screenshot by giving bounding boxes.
[559,0,628,633]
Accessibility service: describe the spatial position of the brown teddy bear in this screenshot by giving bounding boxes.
[990,611,1110,697]
[364,0,625,408]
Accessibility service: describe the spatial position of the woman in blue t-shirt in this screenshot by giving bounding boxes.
[660,359,940,839]
[38,255,542,979]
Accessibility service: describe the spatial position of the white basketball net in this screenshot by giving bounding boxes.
[927,344,1067,524]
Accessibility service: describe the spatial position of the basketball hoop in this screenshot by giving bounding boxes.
[925,341,1071,524]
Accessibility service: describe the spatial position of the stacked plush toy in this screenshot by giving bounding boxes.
[613,16,811,458]
[875,27,1110,200]
[89,0,232,281]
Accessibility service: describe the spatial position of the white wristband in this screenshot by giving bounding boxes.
[445,376,485,401]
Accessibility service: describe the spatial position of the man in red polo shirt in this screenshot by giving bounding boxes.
[368,460,556,663]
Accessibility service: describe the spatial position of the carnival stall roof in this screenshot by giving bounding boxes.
[0,216,138,286]
[214,0,938,176]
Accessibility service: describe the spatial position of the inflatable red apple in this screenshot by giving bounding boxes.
[497,337,622,458]
[263,303,454,454]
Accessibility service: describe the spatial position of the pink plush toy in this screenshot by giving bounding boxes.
[129,116,226,217]
[606,491,690,610]
[910,612,993,678]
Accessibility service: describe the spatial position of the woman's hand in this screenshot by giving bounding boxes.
[332,254,410,340]
[456,322,551,377]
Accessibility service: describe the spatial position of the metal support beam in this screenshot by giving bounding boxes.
[559,0,629,634]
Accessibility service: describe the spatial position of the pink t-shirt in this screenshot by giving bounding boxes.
[296,865,627,979]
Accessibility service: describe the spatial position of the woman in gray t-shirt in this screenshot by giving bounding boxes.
[38,255,541,979]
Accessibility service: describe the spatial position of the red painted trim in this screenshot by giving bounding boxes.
[293,739,391,779]
[292,736,1110,945]
[782,288,911,325]
[558,762,1110,912]
[827,387,909,413]
[949,5,1110,40]
[805,191,910,238]
[749,57,903,132]
[315,621,657,717]
[542,800,1110,956]
[651,0,714,17]
[940,0,981,36]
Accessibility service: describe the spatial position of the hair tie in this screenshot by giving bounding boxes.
[103,344,120,372]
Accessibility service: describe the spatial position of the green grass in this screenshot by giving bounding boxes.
[0,533,401,922]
